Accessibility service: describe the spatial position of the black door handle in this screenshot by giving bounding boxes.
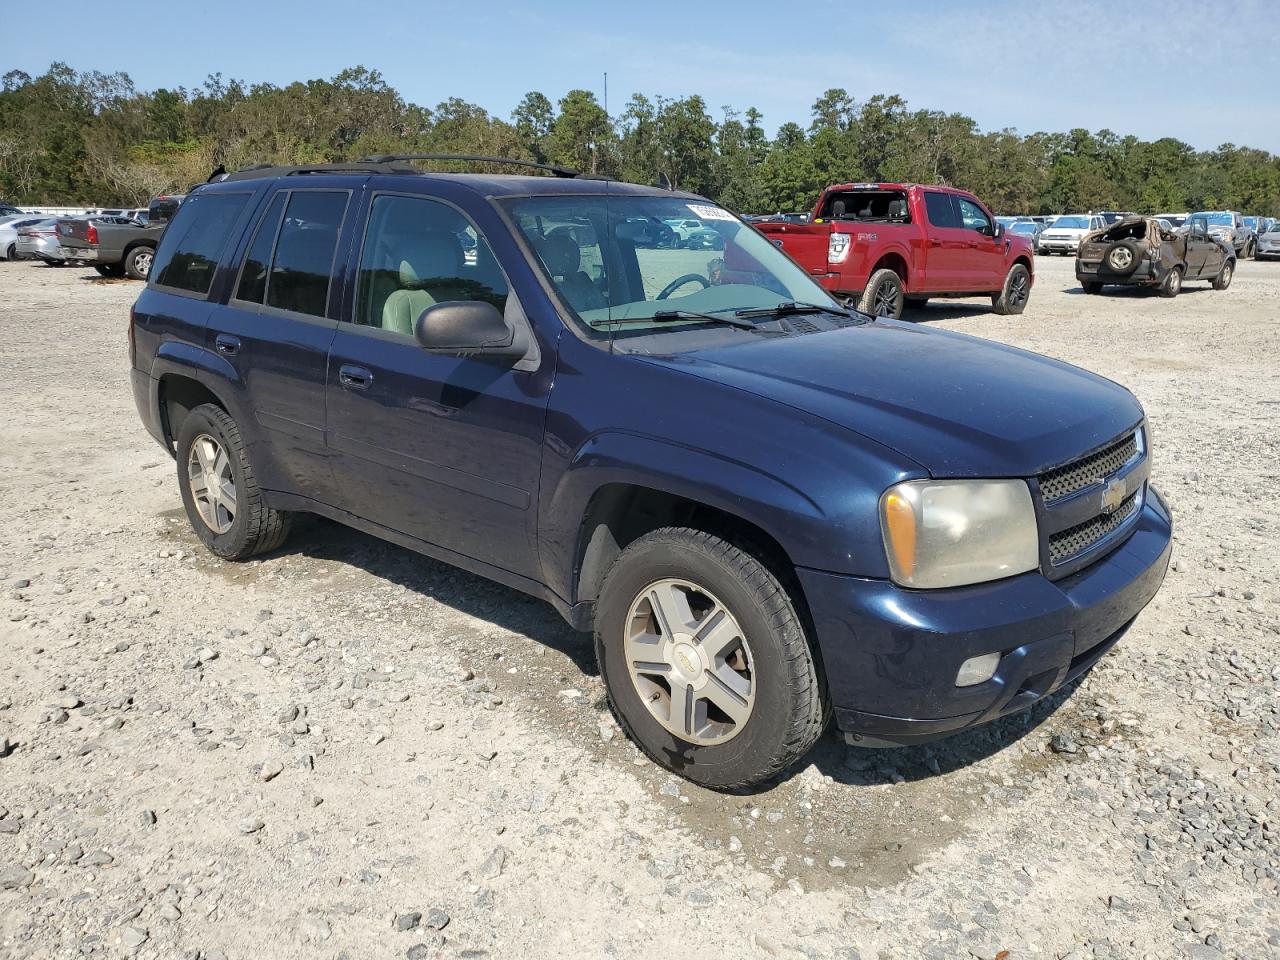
[214,334,240,356]
[338,364,373,390]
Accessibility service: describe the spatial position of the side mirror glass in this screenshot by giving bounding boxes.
[415,300,523,360]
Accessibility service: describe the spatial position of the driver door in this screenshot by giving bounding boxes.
[955,196,1004,290]
[1184,216,1213,277]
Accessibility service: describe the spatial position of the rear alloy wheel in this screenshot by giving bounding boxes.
[176,403,291,559]
[992,263,1031,314]
[124,246,154,281]
[1158,265,1183,298]
[595,527,826,790]
[857,268,905,320]
[1212,259,1234,291]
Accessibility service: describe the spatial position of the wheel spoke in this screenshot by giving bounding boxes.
[668,681,694,737]
[649,582,695,636]
[694,607,738,660]
[702,672,751,727]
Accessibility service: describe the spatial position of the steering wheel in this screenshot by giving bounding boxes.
[657,274,711,300]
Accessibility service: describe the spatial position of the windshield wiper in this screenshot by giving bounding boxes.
[733,300,856,319]
[588,309,759,331]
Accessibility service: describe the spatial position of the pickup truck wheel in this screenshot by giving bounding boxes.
[176,403,292,560]
[123,246,154,281]
[857,268,904,320]
[94,264,125,278]
[1212,259,1234,291]
[595,527,826,790]
[992,263,1031,314]
[1158,265,1183,298]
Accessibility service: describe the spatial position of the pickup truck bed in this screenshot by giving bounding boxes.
[57,218,166,280]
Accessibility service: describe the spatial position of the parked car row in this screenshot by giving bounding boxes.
[1,195,186,277]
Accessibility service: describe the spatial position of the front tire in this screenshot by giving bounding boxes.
[176,403,291,560]
[123,245,154,281]
[595,528,826,790]
[1158,265,1183,298]
[992,263,1031,314]
[1212,259,1234,291]
[857,268,905,320]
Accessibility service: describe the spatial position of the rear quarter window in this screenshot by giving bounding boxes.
[150,192,252,296]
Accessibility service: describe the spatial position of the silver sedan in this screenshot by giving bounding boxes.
[14,219,66,263]
[0,215,45,261]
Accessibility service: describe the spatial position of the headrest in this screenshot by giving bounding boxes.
[538,230,580,277]
[399,229,463,286]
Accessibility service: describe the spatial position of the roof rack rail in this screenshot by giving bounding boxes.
[360,154,581,179]
[219,160,420,182]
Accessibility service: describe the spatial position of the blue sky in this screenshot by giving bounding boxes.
[4,0,1279,151]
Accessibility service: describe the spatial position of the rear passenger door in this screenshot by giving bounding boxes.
[210,186,354,504]
[920,190,968,291]
[324,191,551,581]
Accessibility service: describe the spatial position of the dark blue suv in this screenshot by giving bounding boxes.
[129,158,1172,789]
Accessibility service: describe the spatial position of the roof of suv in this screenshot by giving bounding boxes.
[204,162,698,201]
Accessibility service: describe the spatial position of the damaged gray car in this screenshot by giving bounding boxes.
[1076,214,1234,298]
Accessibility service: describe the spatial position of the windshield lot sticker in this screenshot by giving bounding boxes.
[687,203,736,222]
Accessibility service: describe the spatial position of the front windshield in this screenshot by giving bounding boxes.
[1243,216,1258,229]
[1009,222,1038,235]
[1194,212,1233,227]
[1052,216,1090,229]
[504,194,842,336]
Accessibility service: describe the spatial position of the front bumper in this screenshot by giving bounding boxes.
[798,487,1172,746]
[1039,238,1081,253]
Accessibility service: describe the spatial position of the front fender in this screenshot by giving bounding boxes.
[541,429,855,606]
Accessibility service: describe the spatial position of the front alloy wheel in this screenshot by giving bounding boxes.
[624,578,754,746]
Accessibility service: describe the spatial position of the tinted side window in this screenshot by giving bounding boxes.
[151,192,251,295]
[235,193,287,304]
[354,195,508,334]
[265,191,349,318]
[956,197,991,233]
[923,191,960,228]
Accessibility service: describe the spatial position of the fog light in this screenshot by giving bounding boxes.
[956,652,1001,687]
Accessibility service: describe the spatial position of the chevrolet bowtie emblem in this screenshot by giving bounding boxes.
[1100,477,1126,514]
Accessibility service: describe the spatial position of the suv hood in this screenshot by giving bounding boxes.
[639,321,1142,478]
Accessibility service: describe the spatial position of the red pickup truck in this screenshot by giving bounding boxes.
[753,183,1034,319]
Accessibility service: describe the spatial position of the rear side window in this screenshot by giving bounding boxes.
[235,193,287,304]
[923,192,960,228]
[265,191,349,317]
[151,193,251,295]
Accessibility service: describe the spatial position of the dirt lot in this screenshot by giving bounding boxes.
[0,255,1277,960]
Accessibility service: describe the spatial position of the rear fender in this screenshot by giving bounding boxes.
[149,341,255,444]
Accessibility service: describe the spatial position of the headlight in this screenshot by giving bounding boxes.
[880,479,1039,588]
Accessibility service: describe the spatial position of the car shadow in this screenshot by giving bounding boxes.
[904,303,996,323]
[1064,283,1214,297]
[277,516,596,676]
[264,516,1089,793]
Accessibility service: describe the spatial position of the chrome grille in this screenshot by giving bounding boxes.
[1048,492,1139,563]
[1038,432,1138,502]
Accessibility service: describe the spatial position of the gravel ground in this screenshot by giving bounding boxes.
[0,255,1277,960]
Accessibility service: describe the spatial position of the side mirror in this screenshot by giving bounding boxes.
[991,222,1004,239]
[415,301,524,360]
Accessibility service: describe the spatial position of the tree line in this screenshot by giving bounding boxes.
[2,63,1278,216]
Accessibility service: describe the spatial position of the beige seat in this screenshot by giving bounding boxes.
[381,230,467,335]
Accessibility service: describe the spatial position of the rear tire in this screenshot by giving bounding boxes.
[123,245,154,281]
[176,403,291,560]
[857,268,905,320]
[1082,281,1103,294]
[595,527,826,790]
[1158,265,1183,298]
[1212,259,1234,291]
[992,263,1031,314]
[4,243,16,262]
